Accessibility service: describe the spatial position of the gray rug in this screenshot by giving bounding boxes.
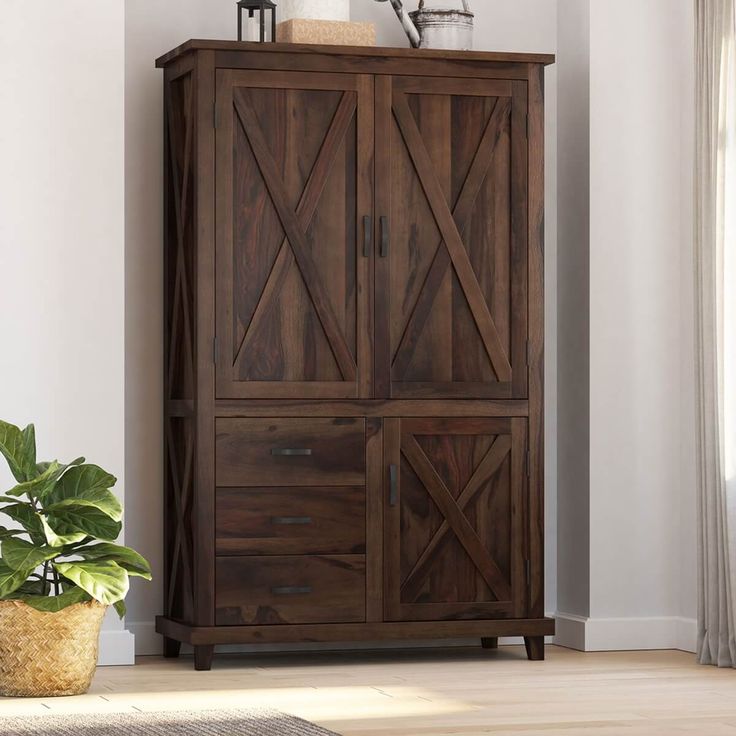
[0,708,341,735]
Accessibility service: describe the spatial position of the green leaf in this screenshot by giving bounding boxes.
[47,488,122,523]
[0,421,37,483]
[47,464,117,505]
[9,579,46,597]
[1,537,57,570]
[39,515,87,547]
[46,508,122,542]
[113,599,126,618]
[1,504,47,546]
[0,526,20,540]
[76,543,152,580]
[22,586,92,613]
[0,561,34,598]
[7,460,61,499]
[53,561,128,605]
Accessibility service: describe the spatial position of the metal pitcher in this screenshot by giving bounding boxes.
[374,0,474,50]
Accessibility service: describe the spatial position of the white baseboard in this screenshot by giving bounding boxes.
[99,628,136,665]
[554,612,697,653]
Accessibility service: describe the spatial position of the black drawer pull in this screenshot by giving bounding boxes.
[271,586,313,596]
[380,215,390,258]
[363,215,372,258]
[389,464,398,506]
[270,448,312,456]
[271,516,313,526]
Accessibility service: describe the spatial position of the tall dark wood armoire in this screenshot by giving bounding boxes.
[156,40,555,671]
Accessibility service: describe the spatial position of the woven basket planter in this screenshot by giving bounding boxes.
[0,600,107,697]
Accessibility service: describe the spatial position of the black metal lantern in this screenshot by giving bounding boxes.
[237,1,277,43]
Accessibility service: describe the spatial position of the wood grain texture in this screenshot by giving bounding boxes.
[156,615,555,645]
[160,46,551,669]
[215,555,366,625]
[216,418,366,487]
[216,70,373,399]
[527,64,545,619]
[385,418,525,622]
[216,486,366,555]
[12,649,728,736]
[375,76,528,400]
[156,40,556,68]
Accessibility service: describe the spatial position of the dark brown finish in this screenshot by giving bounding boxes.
[215,70,372,399]
[481,637,499,649]
[157,615,555,645]
[375,77,527,400]
[384,419,525,622]
[215,555,366,625]
[156,40,556,69]
[524,635,545,661]
[194,645,215,671]
[163,637,182,658]
[216,418,365,487]
[159,42,552,670]
[216,486,366,555]
[212,400,530,417]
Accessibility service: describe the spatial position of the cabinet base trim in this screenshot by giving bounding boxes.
[156,616,555,647]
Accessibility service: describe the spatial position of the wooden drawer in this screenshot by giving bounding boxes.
[216,487,366,555]
[216,555,366,625]
[216,418,365,487]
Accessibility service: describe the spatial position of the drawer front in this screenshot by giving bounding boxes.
[216,555,366,625]
[216,418,366,487]
[216,487,366,556]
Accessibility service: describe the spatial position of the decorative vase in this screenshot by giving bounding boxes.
[0,600,107,697]
[280,0,350,22]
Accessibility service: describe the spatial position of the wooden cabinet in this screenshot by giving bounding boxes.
[157,40,554,672]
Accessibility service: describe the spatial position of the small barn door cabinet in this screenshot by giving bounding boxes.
[156,41,555,671]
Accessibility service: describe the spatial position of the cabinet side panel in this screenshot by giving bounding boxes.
[194,50,217,626]
[163,59,197,624]
[527,64,545,618]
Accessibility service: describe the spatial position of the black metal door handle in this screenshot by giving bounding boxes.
[380,216,390,258]
[271,516,313,526]
[389,464,398,506]
[270,448,312,456]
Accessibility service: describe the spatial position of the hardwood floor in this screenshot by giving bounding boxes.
[1,646,735,735]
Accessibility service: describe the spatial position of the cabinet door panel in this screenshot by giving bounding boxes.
[384,418,526,622]
[375,77,527,399]
[216,71,373,398]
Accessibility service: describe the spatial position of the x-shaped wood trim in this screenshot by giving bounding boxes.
[165,418,194,616]
[401,434,513,602]
[165,80,196,400]
[392,94,513,383]
[233,89,358,382]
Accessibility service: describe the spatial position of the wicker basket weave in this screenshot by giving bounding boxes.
[0,600,107,697]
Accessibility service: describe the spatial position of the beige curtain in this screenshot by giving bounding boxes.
[695,0,736,668]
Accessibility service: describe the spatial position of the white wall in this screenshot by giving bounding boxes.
[0,2,131,664]
[124,0,559,653]
[556,0,590,626]
[555,0,697,651]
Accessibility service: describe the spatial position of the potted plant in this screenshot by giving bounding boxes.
[0,420,151,697]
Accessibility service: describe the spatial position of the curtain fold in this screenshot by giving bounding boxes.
[695,0,736,668]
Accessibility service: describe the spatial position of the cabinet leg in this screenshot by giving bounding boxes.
[524,636,545,661]
[163,636,181,659]
[481,637,499,650]
[194,645,215,671]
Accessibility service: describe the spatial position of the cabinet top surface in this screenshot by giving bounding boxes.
[155,39,555,69]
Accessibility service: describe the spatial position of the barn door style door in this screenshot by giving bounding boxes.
[375,76,528,399]
[384,418,527,622]
[215,71,374,399]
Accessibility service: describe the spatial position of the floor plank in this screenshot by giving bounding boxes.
[1,646,735,735]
